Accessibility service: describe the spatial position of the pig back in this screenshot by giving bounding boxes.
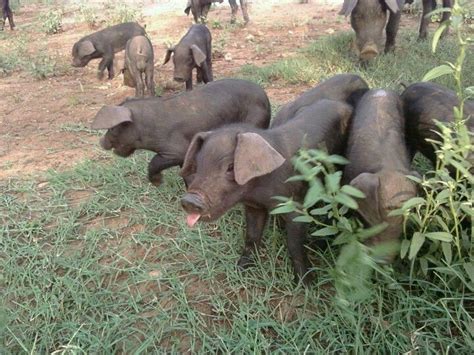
[402,82,473,162]
[344,89,411,181]
[271,74,368,128]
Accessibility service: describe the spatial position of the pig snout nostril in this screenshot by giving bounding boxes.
[181,194,205,213]
[174,77,185,83]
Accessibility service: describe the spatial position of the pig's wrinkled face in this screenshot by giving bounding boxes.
[172,47,194,82]
[351,0,386,61]
[181,131,250,227]
[100,122,140,157]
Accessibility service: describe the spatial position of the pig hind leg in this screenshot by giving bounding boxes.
[385,10,401,53]
[145,66,155,96]
[229,0,238,23]
[240,0,250,23]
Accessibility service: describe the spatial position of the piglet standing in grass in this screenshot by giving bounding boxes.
[91,79,271,186]
[163,24,213,91]
[71,22,146,80]
[120,35,156,97]
[343,89,417,262]
[180,99,354,285]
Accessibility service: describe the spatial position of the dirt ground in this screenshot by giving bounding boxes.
[0,0,419,180]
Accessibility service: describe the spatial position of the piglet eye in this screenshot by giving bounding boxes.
[227,163,234,172]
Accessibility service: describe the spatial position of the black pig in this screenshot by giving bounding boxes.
[340,0,405,61]
[343,89,417,262]
[401,82,473,166]
[71,22,146,80]
[180,99,353,284]
[185,0,249,24]
[164,24,213,91]
[91,79,271,185]
[272,74,369,127]
[1,0,15,31]
[122,35,155,97]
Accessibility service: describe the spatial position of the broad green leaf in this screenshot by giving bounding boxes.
[401,197,426,211]
[325,171,342,194]
[435,189,451,203]
[312,226,338,237]
[270,203,295,215]
[310,204,332,216]
[340,185,366,199]
[333,232,352,246]
[292,215,313,223]
[400,239,410,259]
[460,203,474,217]
[422,64,454,82]
[325,154,349,165]
[409,232,425,260]
[425,232,453,242]
[432,22,448,52]
[356,222,388,242]
[441,242,452,264]
[286,175,306,183]
[303,180,324,208]
[334,193,358,210]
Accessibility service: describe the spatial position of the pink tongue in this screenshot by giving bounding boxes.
[186,213,201,228]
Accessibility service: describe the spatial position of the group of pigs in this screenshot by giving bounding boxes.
[90,72,473,285]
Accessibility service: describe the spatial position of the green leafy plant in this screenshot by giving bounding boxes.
[78,4,99,29]
[272,150,388,301]
[40,10,63,35]
[393,0,473,290]
[105,1,142,26]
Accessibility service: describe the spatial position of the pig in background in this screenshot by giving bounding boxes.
[343,89,417,262]
[71,22,146,80]
[1,0,15,31]
[340,0,405,62]
[402,81,473,167]
[405,0,452,40]
[90,79,271,186]
[164,24,213,91]
[116,35,156,97]
[185,0,250,24]
[180,99,355,285]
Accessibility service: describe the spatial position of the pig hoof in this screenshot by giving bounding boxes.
[237,255,255,270]
[149,177,162,187]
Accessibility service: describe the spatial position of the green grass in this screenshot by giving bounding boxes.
[238,30,474,92]
[1,30,473,352]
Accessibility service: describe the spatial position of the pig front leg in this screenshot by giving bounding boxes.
[201,61,213,83]
[97,48,114,80]
[284,214,313,285]
[185,78,193,91]
[385,10,401,53]
[148,154,183,186]
[237,205,268,269]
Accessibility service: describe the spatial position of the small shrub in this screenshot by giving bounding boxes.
[40,10,63,35]
[78,4,99,29]
[105,1,142,26]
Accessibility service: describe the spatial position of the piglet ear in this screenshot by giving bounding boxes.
[91,105,133,130]
[191,44,206,67]
[349,172,382,225]
[78,40,95,57]
[234,132,285,185]
[180,131,213,177]
[339,0,359,16]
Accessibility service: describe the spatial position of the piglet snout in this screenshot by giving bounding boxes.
[99,136,112,150]
[181,193,205,214]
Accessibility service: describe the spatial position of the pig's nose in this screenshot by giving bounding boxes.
[174,76,185,83]
[181,193,205,213]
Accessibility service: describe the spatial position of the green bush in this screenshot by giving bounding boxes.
[40,10,63,34]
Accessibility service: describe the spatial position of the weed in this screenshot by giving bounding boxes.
[40,10,63,35]
[105,1,142,26]
[78,4,100,29]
